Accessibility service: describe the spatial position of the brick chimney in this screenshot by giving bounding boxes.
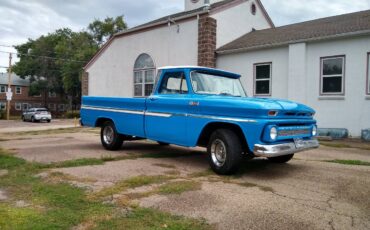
[197,16,217,68]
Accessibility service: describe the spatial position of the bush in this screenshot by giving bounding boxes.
[65,110,80,118]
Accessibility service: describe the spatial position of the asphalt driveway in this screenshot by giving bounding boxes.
[0,127,369,230]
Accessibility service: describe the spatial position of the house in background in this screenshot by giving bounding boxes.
[0,73,68,116]
[82,0,370,137]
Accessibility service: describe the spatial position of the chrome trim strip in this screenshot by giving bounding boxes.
[145,111,172,118]
[82,105,257,122]
[81,106,144,115]
[253,139,319,157]
[188,114,257,123]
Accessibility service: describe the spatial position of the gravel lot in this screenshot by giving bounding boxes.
[0,123,369,230]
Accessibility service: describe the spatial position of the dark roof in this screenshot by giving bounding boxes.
[115,0,238,37]
[0,73,30,86]
[218,10,370,53]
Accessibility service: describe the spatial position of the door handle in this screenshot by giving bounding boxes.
[189,101,199,106]
[149,97,158,101]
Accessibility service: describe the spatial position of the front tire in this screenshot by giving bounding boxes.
[101,121,124,151]
[268,154,294,163]
[207,129,243,175]
[22,116,26,122]
[157,141,169,146]
[31,116,35,123]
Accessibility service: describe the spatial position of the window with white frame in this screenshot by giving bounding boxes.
[320,56,345,95]
[133,54,155,97]
[58,104,65,112]
[15,103,22,111]
[49,91,56,97]
[367,52,370,95]
[22,103,30,111]
[0,85,6,93]
[15,86,22,94]
[254,63,272,96]
[0,102,6,110]
[49,103,56,111]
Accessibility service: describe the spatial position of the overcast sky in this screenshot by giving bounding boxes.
[0,0,369,72]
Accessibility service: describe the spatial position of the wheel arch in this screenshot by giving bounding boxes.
[196,122,250,154]
[95,117,114,127]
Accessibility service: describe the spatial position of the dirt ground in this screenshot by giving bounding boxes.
[0,126,369,230]
[0,119,76,133]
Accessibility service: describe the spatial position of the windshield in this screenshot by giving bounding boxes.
[190,72,247,97]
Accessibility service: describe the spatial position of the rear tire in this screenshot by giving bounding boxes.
[47,120,51,123]
[22,116,26,122]
[207,129,243,175]
[268,154,294,163]
[100,121,124,151]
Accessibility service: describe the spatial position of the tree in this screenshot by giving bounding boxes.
[88,15,127,46]
[12,16,127,111]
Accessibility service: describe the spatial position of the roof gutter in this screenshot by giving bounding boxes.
[216,30,370,55]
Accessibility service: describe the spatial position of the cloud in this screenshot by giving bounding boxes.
[0,0,369,71]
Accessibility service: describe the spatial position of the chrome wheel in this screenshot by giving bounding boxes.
[211,139,227,167]
[103,125,114,145]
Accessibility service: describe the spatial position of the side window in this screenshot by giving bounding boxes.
[159,72,188,94]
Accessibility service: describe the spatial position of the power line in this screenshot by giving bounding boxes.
[0,50,88,63]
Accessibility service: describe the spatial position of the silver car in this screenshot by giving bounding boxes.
[22,108,52,123]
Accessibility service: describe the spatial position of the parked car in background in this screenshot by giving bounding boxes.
[22,108,52,123]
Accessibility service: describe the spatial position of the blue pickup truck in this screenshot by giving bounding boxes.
[81,66,319,174]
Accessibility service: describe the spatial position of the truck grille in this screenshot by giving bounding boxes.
[278,128,311,137]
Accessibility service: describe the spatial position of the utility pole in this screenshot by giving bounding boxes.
[6,53,13,120]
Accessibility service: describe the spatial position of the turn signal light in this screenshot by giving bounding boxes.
[268,110,278,116]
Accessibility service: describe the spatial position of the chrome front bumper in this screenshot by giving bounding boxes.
[253,139,319,158]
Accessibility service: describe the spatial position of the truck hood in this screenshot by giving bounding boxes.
[196,96,315,119]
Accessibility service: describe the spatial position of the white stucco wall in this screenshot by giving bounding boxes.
[216,47,289,98]
[211,0,272,48]
[305,36,370,137]
[217,36,370,136]
[86,19,199,97]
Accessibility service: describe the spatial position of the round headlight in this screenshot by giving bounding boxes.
[312,126,317,136]
[270,127,278,140]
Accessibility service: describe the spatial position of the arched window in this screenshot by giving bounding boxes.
[133,53,155,97]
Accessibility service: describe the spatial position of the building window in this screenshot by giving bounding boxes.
[58,104,65,112]
[251,3,257,15]
[254,63,272,96]
[49,91,56,97]
[22,103,30,111]
[0,102,6,110]
[367,52,370,95]
[15,86,22,94]
[320,56,345,95]
[49,103,56,111]
[0,85,6,93]
[15,103,22,111]
[133,53,155,97]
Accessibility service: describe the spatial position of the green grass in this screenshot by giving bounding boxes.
[46,158,105,168]
[94,207,210,230]
[325,159,370,166]
[0,149,211,229]
[91,175,173,200]
[157,181,202,195]
[0,149,112,230]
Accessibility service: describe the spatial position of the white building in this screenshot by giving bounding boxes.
[83,0,370,137]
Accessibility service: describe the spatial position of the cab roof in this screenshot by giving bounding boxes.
[158,66,241,79]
